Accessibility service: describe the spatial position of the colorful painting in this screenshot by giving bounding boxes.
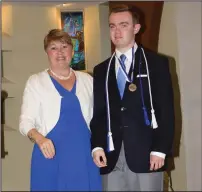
[61,12,85,70]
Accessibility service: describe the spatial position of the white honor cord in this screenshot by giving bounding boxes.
[105,52,116,151]
[105,48,158,153]
[141,48,158,129]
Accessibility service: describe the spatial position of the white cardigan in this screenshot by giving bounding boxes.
[19,69,93,137]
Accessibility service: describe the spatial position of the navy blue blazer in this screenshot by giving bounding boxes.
[90,46,175,174]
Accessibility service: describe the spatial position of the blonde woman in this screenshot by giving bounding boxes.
[19,29,101,191]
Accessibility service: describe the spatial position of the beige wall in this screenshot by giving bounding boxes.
[2,4,13,36]
[98,4,111,62]
[84,5,102,72]
[84,4,111,73]
[158,2,201,191]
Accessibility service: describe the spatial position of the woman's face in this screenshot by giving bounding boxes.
[46,40,73,69]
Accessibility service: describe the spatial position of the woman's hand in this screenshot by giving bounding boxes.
[28,128,55,159]
[37,137,55,159]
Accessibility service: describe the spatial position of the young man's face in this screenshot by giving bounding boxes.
[109,11,140,51]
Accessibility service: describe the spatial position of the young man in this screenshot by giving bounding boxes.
[90,4,175,191]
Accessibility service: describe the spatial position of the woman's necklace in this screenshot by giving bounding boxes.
[49,68,73,80]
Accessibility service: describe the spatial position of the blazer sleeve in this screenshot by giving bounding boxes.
[90,65,108,150]
[151,56,175,156]
[19,75,40,136]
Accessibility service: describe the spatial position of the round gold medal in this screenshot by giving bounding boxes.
[129,83,137,92]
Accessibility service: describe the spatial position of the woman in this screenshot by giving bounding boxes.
[19,29,102,191]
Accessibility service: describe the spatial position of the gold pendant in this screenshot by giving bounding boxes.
[129,83,137,92]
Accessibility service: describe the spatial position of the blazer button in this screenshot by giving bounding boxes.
[121,107,126,111]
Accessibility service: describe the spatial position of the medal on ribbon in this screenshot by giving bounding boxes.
[117,47,137,92]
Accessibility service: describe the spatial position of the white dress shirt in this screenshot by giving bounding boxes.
[92,43,165,159]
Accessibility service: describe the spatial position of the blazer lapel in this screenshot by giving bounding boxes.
[107,57,122,104]
[126,46,147,86]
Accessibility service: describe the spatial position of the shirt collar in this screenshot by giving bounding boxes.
[115,43,138,63]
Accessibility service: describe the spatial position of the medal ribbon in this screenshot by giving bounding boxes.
[138,51,150,126]
[116,47,135,83]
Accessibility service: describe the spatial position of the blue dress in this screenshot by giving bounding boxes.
[30,76,102,191]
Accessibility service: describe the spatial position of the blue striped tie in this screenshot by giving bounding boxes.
[117,54,127,99]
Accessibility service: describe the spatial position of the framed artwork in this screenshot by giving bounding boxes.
[61,11,85,70]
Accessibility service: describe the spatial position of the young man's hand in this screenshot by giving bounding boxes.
[93,149,107,167]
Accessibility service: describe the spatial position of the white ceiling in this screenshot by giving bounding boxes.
[3,1,108,10]
[59,2,108,10]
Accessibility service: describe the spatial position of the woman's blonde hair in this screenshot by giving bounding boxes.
[44,29,73,50]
